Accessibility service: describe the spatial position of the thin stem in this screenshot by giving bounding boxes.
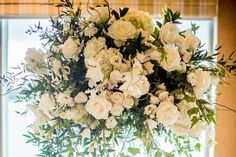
[216,103,236,114]
[116,127,132,157]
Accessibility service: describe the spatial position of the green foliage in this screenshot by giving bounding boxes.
[162,7,181,24]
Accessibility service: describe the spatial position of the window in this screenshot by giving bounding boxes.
[1,18,216,157]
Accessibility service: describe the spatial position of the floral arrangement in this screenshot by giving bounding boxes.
[2,0,236,157]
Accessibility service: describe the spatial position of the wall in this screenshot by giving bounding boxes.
[215,0,236,157]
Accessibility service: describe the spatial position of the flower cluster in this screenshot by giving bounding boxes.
[7,1,236,157]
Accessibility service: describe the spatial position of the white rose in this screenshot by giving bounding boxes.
[123,96,135,109]
[182,52,192,63]
[158,91,169,102]
[38,93,56,117]
[175,35,186,48]
[144,104,157,115]
[188,68,211,99]
[119,72,150,98]
[56,92,74,107]
[111,104,124,116]
[90,120,100,130]
[105,116,117,129]
[110,92,124,105]
[144,119,158,130]
[155,101,180,126]
[185,32,200,52]
[160,44,181,72]
[144,61,154,74]
[74,92,88,104]
[108,20,136,41]
[160,22,179,44]
[83,26,97,37]
[150,96,160,104]
[89,7,109,24]
[62,37,80,60]
[81,128,91,139]
[85,95,112,120]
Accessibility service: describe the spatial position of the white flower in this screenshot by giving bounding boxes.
[105,116,117,129]
[144,62,154,74]
[62,37,80,60]
[60,104,88,124]
[109,55,122,67]
[160,22,179,44]
[144,104,157,115]
[74,92,88,104]
[145,119,158,130]
[89,7,109,24]
[83,26,97,37]
[171,100,206,137]
[150,96,160,104]
[111,104,124,116]
[155,101,180,126]
[184,30,200,52]
[109,92,124,105]
[177,62,187,73]
[122,9,154,35]
[182,52,192,63]
[25,48,47,75]
[158,91,169,102]
[123,96,135,109]
[119,71,150,98]
[90,120,100,130]
[38,93,56,117]
[81,128,91,139]
[88,141,98,152]
[160,44,181,72]
[109,70,123,84]
[85,58,104,87]
[56,92,74,107]
[84,37,106,58]
[85,95,112,120]
[187,68,212,99]
[108,20,136,41]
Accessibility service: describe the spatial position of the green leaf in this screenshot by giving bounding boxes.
[195,143,201,151]
[128,147,140,156]
[190,116,199,128]
[187,107,199,116]
[120,8,129,17]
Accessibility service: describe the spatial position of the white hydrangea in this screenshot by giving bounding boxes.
[108,20,136,41]
[84,37,106,58]
[160,44,181,72]
[119,71,150,98]
[160,22,179,44]
[25,48,47,75]
[85,94,112,120]
[122,9,154,35]
[155,101,180,126]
